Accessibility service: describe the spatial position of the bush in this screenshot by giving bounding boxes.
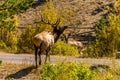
[39,62,96,80]
[0,40,7,49]
[50,40,79,56]
[85,0,120,58]
[17,25,33,53]
[0,15,18,52]
[0,0,33,52]
[0,0,34,19]
[0,31,18,52]
[0,60,2,65]
[86,27,118,57]
[18,25,35,52]
[86,1,120,57]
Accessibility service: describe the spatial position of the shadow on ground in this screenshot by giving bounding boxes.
[5,66,35,79]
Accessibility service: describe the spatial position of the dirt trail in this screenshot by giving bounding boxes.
[0,52,120,67]
[0,52,120,80]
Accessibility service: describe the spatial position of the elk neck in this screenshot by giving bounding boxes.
[53,26,68,43]
[53,33,61,43]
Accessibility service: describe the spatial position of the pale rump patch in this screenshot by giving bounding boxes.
[33,31,54,49]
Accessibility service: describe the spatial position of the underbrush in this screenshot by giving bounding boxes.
[84,0,120,58]
[0,60,2,65]
[39,62,119,80]
[50,40,79,56]
[0,41,7,49]
[39,62,96,80]
[0,62,119,80]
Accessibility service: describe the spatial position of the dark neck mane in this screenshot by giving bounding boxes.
[53,33,61,43]
[53,26,68,43]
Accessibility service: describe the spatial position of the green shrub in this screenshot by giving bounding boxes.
[39,62,96,80]
[77,63,96,80]
[86,0,120,58]
[87,18,120,57]
[0,0,33,52]
[0,60,2,65]
[0,40,7,49]
[87,10,120,57]
[96,17,107,31]
[50,40,79,56]
[17,25,35,53]
[0,0,33,19]
[0,15,18,52]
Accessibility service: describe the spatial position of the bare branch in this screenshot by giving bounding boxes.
[37,14,61,29]
[54,18,60,26]
[40,15,51,25]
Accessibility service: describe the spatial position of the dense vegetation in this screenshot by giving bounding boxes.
[0,60,2,65]
[86,0,120,57]
[39,62,119,80]
[0,0,34,52]
[50,40,78,56]
[0,0,120,80]
[40,62,96,80]
[0,0,120,57]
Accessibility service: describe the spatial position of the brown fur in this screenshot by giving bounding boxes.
[62,33,84,53]
[33,26,68,68]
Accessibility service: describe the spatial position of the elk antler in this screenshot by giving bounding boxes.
[38,14,61,29]
[52,18,60,27]
[40,15,51,25]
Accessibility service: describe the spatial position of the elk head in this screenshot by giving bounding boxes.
[40,15,68,42]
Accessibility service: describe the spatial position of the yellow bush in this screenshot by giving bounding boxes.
[50,40,79,56]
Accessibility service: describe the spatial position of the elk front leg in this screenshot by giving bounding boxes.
[45,46,50,63]
[38,50,41,65]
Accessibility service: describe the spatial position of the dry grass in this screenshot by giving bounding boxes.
[0,63,40,80]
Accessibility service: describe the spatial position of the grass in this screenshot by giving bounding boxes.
[0,63,40,80]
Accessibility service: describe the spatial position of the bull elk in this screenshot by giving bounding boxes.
[33,17,68,68]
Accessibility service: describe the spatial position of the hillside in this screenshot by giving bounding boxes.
[18,0,114,39]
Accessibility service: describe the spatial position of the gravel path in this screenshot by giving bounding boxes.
[0,52,120,67]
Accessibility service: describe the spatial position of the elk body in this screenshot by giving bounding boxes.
[67,39,83,49]
[33,19,68,68]
[62,33,84,53]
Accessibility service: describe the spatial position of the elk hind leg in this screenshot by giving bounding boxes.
[34,46,38,68]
